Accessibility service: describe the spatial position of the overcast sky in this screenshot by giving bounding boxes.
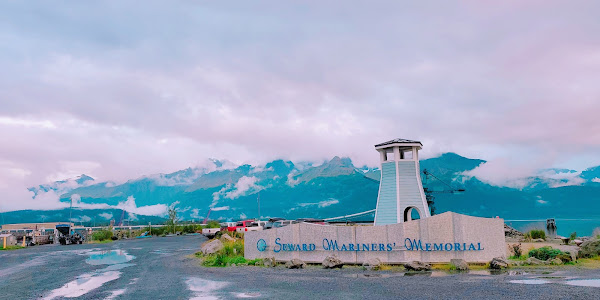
[1,1,599,211]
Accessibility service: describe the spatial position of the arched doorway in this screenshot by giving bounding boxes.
[404,206,421,222]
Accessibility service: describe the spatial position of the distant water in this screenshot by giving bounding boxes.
[506,219,600,237]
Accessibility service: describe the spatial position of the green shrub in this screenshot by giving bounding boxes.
[528,229,546,240]
[182,224,201,234]
[528,246,563,261]
[149,226,167,236]
[206,220,221,228]
[570,232,577,240]
[91,229,113,241]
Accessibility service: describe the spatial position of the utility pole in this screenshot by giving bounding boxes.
[257,192,261,220]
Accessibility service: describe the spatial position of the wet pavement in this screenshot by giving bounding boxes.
[1,235,600,299]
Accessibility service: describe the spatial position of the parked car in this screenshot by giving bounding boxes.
[201,227,221,238]
[263,218,286,229]
[235,221,262,233]
[228,220,256,232]
[272,220,294,228]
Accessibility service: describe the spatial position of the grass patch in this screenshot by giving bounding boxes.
[509,255,528,261]
[88,239,113,244]
[575,256,600,269]
[0,245,25,251]
[197,238,263,267]
[431,263,452,271]
[91,229,113,242]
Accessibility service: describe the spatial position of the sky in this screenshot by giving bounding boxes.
[1,1,599,211]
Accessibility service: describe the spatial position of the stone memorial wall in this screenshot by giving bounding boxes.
[245,212,505,264]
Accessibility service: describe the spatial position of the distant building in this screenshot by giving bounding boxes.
[1,222,74,233]
[1,233,17,247]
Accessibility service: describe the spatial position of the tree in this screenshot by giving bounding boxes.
[167,203,179,234]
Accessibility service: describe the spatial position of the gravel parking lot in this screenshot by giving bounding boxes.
[1,235,599,299]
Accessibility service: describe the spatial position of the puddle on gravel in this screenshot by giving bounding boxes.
[509,279,551,285]
[186,277,228,300]
[105,288,127,300]
[86,250,135,265]
[233,292,262,298]
[44,250,135,299]
[344,271,449,278]
[44,271,122,299]
[564,279,600,287]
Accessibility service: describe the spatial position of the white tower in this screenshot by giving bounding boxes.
[374,138,430,225]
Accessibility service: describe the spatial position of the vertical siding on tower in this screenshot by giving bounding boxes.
[397,161,424,216]
[374,162,398,225]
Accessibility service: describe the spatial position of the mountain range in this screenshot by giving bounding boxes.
[3,153,600,236]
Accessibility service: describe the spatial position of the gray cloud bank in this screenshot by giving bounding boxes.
[1,1,599,211]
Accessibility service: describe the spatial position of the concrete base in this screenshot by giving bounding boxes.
[245,212,505,264]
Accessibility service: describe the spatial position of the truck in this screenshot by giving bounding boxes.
[56,224,85,245]
[233,220,263,233]
[201,227,221,238]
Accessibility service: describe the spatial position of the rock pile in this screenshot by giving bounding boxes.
[450,259,469,271]
[263,257,277,267]
[200,239,223,255]
[285,259,306,269]
[504,224,524,239]
[322,255,344,269]
[362,258,382,271]
[403,261,431,271]
[578,239,600,258]
[489,257,508,269]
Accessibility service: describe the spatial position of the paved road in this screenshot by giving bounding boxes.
[1,235,599,299]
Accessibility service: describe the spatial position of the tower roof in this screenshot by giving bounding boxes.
[375,138,422,148]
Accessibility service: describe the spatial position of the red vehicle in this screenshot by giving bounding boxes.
[227,220,255,232]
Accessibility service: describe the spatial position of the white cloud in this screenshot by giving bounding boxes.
[98,212,113,220]
[190,208,200,219]
[70,215,91,223]
[593,178,600,183]
[297,199,340,208]
[286,172,300,187]
[211,206,230,211]
[2,1,600,212]
[225,176,263,199]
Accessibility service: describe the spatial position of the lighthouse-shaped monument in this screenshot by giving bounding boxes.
[374,138,431,225]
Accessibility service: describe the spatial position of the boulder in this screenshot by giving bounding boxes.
[322,255,344,269]
[549,258,563,265]
[578,239,600,258]
[403,261,432,271]
[220,233,236,243]
[489,257,508,269]
[200,239,223,255]
[504,224,524,239]
[556,253,572,263]
[450,259,469,271]
[525,257,548,265]
[285,259,306,269]
[263,257,276,267]
[533,238,545,243]
[509,260,524,267]
[573,239,584,246]
[362,258,382,271]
